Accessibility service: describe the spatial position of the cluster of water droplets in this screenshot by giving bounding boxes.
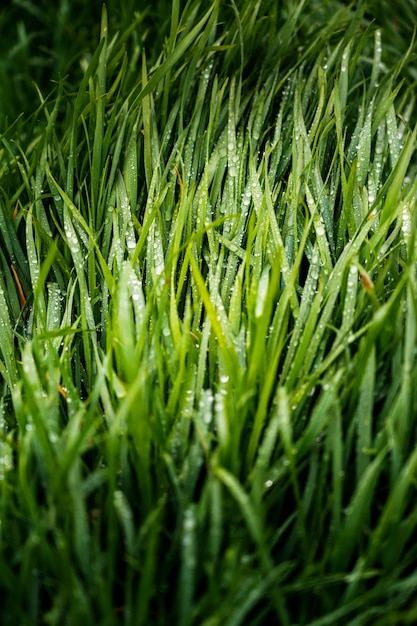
[125,216,136,252]
[198,388,214,426]
[401,202,412,238]
[213,373,230,446]
[64,213,81,256]
[127,264,145,334]
[386,107,402,167]
[182,506,197,557]
[227,132,239,180]
[340,48,349,74]
[341,264,358,335]
[149,222,165,281]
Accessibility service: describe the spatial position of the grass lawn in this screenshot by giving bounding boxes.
[1,0,417,623]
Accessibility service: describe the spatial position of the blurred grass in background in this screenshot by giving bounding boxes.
[0,0,417,624]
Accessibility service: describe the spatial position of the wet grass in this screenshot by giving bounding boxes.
[1,0,417,624]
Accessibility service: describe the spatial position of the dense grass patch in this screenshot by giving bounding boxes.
[1,1,417,623]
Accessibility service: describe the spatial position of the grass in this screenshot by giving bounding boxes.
[1,0,417,623]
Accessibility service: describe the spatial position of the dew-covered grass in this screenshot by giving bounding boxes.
[1,0,417,624]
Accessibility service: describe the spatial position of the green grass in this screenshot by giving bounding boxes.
[1,0,417,623]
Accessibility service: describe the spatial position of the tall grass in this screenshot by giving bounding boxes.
[1,0,417,623]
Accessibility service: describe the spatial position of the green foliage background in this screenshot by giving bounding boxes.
[1,1,417,624]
